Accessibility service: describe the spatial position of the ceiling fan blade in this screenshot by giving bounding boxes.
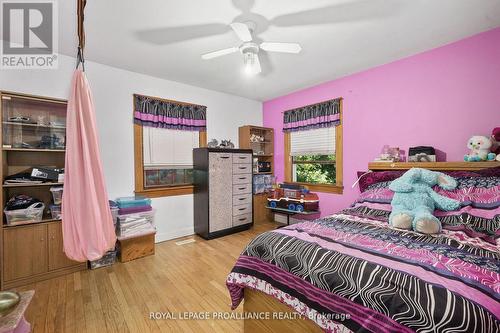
[260,42,302,54]
[202,47,239,60]
[135,23,229,45]
[271,0,401,27]
[230,22,253,42]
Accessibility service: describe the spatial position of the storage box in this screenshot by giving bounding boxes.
[253,174,273,194]
[408,146,436,162]
[89,250,117,269]
[118,233,155,262]
[4,202,45,225]
[49,204,61,220]
[116,210,156,238]
[116,196,151,208]
[50,186,63,205]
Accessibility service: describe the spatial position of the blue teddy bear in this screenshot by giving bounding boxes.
[389,168,460,234]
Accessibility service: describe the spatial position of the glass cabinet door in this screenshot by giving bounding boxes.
[2,95,66,150]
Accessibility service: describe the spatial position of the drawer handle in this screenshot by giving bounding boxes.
[220,156,230,159]
[239,156,246,159]
[238,198,245,201]
[239,218,247,221]
[239,177,246,180]
[238,208,246,211]
[238,166,247,169]
[238,187,245,190]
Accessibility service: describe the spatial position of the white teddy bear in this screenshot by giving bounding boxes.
[464,136,496,162]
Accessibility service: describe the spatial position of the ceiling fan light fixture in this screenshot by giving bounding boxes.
[243,52,259,75]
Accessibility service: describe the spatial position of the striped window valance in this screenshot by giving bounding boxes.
[283,98,341,132]
[134,94,206,131]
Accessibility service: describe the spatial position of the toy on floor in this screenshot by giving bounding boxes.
[464,135,496,162]
[389,168,460,234]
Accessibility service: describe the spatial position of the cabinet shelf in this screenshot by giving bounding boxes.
[3,218,61,228]
[2,121,66,130]
[2,148,65,152]
[3,182,63,188]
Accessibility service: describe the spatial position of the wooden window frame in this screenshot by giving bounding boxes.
[133,96,207,198]
[284,99,343,194]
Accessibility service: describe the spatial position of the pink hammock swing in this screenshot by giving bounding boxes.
[62,1,115,261]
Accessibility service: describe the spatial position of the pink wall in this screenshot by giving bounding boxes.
[263,27,500,216]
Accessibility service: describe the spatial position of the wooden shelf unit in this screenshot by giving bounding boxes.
[239,125,275,224]
[368,161,500,171]
[0,91,86,289]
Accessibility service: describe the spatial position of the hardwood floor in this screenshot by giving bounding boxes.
[16,222,277,333]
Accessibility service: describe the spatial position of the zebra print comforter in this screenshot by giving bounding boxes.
[226,209,500,332]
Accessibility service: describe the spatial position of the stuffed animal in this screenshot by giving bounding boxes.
[464,135,496,162]
[491,128,500,153]
[207,139,218,148]
[491,128,500,161]
[389,168,460,234]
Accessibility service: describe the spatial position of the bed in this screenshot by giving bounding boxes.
[227,163,500,332]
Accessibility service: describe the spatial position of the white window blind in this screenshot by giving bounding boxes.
[143,127,199,168]
[290,127,335,156]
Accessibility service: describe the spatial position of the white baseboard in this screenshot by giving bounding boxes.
[155,227,194,243]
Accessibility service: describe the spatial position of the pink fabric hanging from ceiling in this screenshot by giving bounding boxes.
[62,69,116,262]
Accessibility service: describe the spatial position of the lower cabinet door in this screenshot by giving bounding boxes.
[48,222,81,271]
[3,224,48,281]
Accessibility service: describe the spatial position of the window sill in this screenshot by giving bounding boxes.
[135,185,194,198]
[285,182,344,194]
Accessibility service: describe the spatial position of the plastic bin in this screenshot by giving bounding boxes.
[116,210,155,237]
[110,207,119,225]
[50,186,63,205]
[89,250,117,269]
[4,202,45,225]
[117,210,155,225]
[116,196,151,208]
[49,204,61,220]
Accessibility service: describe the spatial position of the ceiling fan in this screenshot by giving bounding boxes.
[201,21,301,75]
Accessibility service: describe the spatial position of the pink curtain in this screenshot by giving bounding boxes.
[62,69,116,261]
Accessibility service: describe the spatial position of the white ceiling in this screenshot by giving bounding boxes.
[58,0,500,101]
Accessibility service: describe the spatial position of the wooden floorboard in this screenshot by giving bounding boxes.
[16,222,276,333]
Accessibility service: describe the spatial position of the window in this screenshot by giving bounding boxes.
[291,127,337,184]
[284,101,343,194]
[143,127,199,188]
[135,124,206,197]
[133,94,207,198]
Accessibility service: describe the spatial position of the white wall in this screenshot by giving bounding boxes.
[0,54,263,242]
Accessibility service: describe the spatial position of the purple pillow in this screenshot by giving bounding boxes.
[357,167,500,193]
[357,171,404,192]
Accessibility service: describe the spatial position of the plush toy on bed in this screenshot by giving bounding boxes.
[491,127,500,161]
[464,135,496,162]
[389,168,460,234]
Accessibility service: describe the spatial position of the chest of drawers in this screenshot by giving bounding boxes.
[193,148,253,239]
